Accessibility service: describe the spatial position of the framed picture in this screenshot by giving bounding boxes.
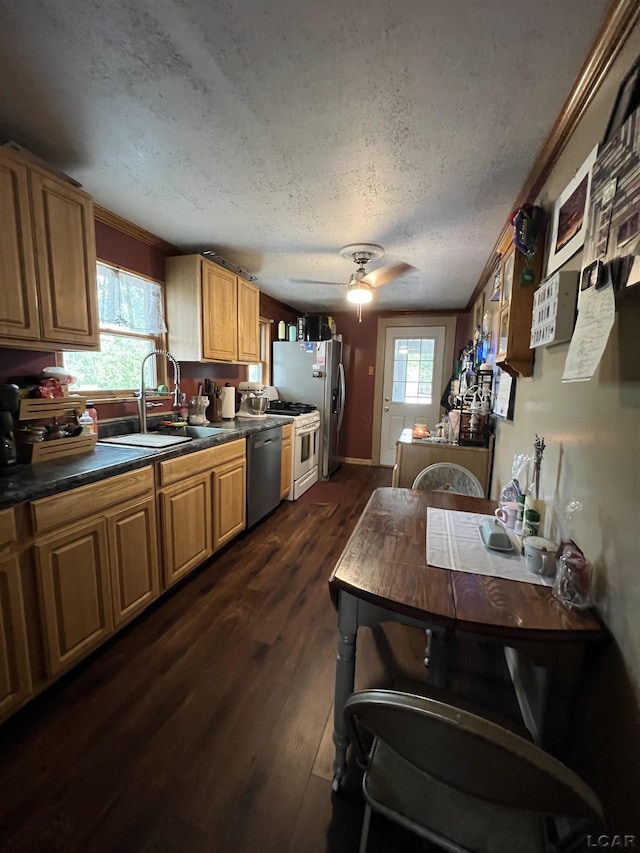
[546,145,598,276]
[492,370,516,421]
[603,54,640,145]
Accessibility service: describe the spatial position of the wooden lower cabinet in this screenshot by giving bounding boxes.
[0,553,32,716]
[281,426,292,499]
[107,496,160,626]
[35,518,114,676]
[392,432,494,496]
[159,473,212,587]
[212,457,246,551]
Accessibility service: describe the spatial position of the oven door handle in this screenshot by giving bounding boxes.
[296,424,320,437]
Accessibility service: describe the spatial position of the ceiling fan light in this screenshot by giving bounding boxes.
[346,283,373,304]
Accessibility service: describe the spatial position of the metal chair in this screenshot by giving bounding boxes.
[412,462,484,497]
[345,689,604,853]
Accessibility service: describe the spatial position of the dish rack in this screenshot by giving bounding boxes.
[17,396,98,464]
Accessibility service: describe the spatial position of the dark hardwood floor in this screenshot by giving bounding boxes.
[0,465,518,853]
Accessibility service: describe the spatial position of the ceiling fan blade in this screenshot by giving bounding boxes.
[363,262,415,288]
[289,278,345,286]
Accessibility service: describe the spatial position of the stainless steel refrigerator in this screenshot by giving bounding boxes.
[272,339,346,479]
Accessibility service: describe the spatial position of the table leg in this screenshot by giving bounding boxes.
[332,592,358,791]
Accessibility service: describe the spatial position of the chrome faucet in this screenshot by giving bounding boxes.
[139,349,181,433]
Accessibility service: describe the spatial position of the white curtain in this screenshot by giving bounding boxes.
[97,262,167,335]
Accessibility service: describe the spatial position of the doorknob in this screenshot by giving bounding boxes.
[384,396,389,402]
[384,406,389,412]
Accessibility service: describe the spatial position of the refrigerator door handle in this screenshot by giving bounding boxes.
[337,362,346,431]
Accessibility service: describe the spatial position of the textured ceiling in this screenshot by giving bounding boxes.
[0,0,610,312]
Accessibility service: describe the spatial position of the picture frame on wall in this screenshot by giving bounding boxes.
[492,369,516,421]
[546,145,598,277]
[603,54,640,145]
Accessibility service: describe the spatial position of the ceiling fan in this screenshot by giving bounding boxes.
[295,244,415,321]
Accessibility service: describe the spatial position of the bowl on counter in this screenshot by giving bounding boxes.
[248,396,268,415]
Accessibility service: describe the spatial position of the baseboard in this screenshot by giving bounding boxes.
[344,457,372,466]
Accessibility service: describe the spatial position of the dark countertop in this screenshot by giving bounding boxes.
[0,417,293,509]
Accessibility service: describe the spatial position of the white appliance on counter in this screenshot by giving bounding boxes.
[272,339,346,480]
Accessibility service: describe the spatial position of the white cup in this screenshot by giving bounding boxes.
[523,537,559,577]
[494,501,518,529]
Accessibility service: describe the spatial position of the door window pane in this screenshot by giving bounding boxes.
[391,337,435,403]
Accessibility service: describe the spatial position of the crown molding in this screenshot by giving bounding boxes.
[94,205,180,256]
[466,0,640,311]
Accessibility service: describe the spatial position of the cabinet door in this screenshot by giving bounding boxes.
[0,553,32,717]
[0,150,40,342]
[160,474,212,587]
[280,438,292,499]
[107,497,160,626]
[237,277,260,362]
[212,459,246,551]
[202,260,238,361]
[30,170,99,348]
[35,519,113,676]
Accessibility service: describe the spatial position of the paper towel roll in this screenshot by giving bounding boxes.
[220,386,236,419]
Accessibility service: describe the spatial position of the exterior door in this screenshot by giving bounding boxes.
[379,326,446,466]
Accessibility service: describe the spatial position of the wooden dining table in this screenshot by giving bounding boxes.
[328,487,605,790]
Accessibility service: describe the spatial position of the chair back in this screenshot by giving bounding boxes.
[412,462,484,496]
[344,690,603,825]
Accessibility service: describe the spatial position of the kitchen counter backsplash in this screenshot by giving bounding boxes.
[0,417,293,509]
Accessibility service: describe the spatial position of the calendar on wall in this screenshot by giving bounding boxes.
[529,271,579,348]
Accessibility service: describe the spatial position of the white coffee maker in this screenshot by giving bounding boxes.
[236,381,268,418]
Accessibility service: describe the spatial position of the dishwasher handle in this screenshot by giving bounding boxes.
[252,433,282,450]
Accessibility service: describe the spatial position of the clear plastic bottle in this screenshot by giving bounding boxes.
[78,411,94,435]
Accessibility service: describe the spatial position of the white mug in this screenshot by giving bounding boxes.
[495,501,518,529]
[523,537,559,577]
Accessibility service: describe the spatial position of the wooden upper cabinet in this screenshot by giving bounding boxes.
[237,276,260,362]
[494,236,543,379]
[203,260,238,361]
[30,169,99,348]
[165,255,259,363]
[0,146,99,351]
[0,150,40,342]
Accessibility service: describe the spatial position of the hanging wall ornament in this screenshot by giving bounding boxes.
[511,205,545,284]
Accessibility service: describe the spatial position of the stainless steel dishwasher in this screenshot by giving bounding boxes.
[246,426,282,528]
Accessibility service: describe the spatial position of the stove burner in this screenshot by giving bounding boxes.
[265,400,317,416]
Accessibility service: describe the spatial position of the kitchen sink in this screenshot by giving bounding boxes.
[100,433,194,448]
[100,425,229,449]
[159,425,229,439]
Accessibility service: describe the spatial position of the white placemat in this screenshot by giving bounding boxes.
[426,508,553,587]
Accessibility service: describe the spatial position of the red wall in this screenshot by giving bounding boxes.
[95,222,249,414]
[333,310,464,461]
[95,221,167,282]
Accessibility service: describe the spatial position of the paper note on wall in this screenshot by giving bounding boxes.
[562,283,615,382]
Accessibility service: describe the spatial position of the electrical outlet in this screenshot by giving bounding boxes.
[368,366,374,376]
